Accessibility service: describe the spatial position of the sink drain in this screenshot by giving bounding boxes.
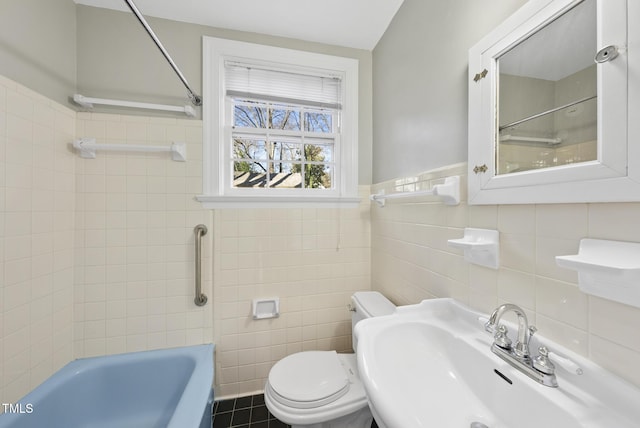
[470,423,489,428]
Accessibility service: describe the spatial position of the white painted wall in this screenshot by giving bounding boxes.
[0,0,77,107]
[372,0,527,182]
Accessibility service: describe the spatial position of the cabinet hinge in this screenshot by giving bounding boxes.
[473,164,488,174]
[473,69,488,82]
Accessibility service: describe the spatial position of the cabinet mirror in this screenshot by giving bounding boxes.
[497,0,596,175]
[468,0,638,204]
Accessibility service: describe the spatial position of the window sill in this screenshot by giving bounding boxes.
[195,195,362,209]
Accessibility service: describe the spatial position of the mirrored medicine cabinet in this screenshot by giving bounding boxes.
[467,0,639,204]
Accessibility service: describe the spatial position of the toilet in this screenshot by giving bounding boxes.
[264,291,396,428]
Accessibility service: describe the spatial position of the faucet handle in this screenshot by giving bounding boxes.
[533,346,556,375]
[548,351,584,375]
[493,324,512,350]
[480,316,492,333]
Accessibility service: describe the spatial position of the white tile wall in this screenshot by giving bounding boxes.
[0,75,373,404]
[0,75,75,405]
[371,163,640,388]
[74,113,213,358]
[212,187,372,398]
[5,73,639,405]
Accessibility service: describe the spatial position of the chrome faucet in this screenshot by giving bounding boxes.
[484,303,533,360]
[485,304,558,387]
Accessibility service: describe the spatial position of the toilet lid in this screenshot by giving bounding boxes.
[268,351,350,409]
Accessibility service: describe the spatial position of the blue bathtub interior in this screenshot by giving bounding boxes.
[0,344,215,428]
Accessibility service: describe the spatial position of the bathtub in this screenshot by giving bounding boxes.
[0,344,214,428]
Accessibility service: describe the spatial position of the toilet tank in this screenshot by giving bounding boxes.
[351,291,395,351]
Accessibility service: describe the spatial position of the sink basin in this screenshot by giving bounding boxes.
[355,298,640,428]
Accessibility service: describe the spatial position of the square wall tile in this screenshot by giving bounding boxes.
[371,163,640,390]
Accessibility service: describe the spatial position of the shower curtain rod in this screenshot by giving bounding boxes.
[123,0,202,106]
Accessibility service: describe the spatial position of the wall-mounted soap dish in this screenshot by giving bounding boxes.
[556,238,640,308]
[252,298,280,320]
[448,228,499,269]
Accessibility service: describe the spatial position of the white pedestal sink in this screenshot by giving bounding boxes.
[355,298,640,428]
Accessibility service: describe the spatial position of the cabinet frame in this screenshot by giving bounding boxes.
[467,0,638,204]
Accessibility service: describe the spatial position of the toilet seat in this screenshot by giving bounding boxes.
[268,351,350,409]
[264,352,372,427]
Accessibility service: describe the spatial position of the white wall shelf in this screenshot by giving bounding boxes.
[370,176,460,207]
[556,238,640,308]
[448,228,499,269]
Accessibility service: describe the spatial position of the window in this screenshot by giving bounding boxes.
[199,37,359,208]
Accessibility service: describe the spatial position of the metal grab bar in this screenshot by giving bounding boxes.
[194,224,208,306]
[123,0,202,106]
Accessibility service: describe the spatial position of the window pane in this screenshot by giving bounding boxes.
[233,161,268,187]
[230,101,338,192]
[271,141,302,162]
[269,161,295,174]
[269,162,302,188]
[234,102,268,128]
[271,107,301,130]
[303,142,333,163]
[304,111,333,133]
[233,138,267,160]
[304,164,332,189]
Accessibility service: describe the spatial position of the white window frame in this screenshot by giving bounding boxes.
[198,37,360,208]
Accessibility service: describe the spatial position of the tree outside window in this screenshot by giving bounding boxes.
[232,99,336,189]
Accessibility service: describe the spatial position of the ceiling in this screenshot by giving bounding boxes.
[74,0,405,50]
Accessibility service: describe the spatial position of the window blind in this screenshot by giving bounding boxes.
[225,61,342,110]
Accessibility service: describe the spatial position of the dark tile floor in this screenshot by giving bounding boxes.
[212,394,291,428]
[212,394,380,428]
